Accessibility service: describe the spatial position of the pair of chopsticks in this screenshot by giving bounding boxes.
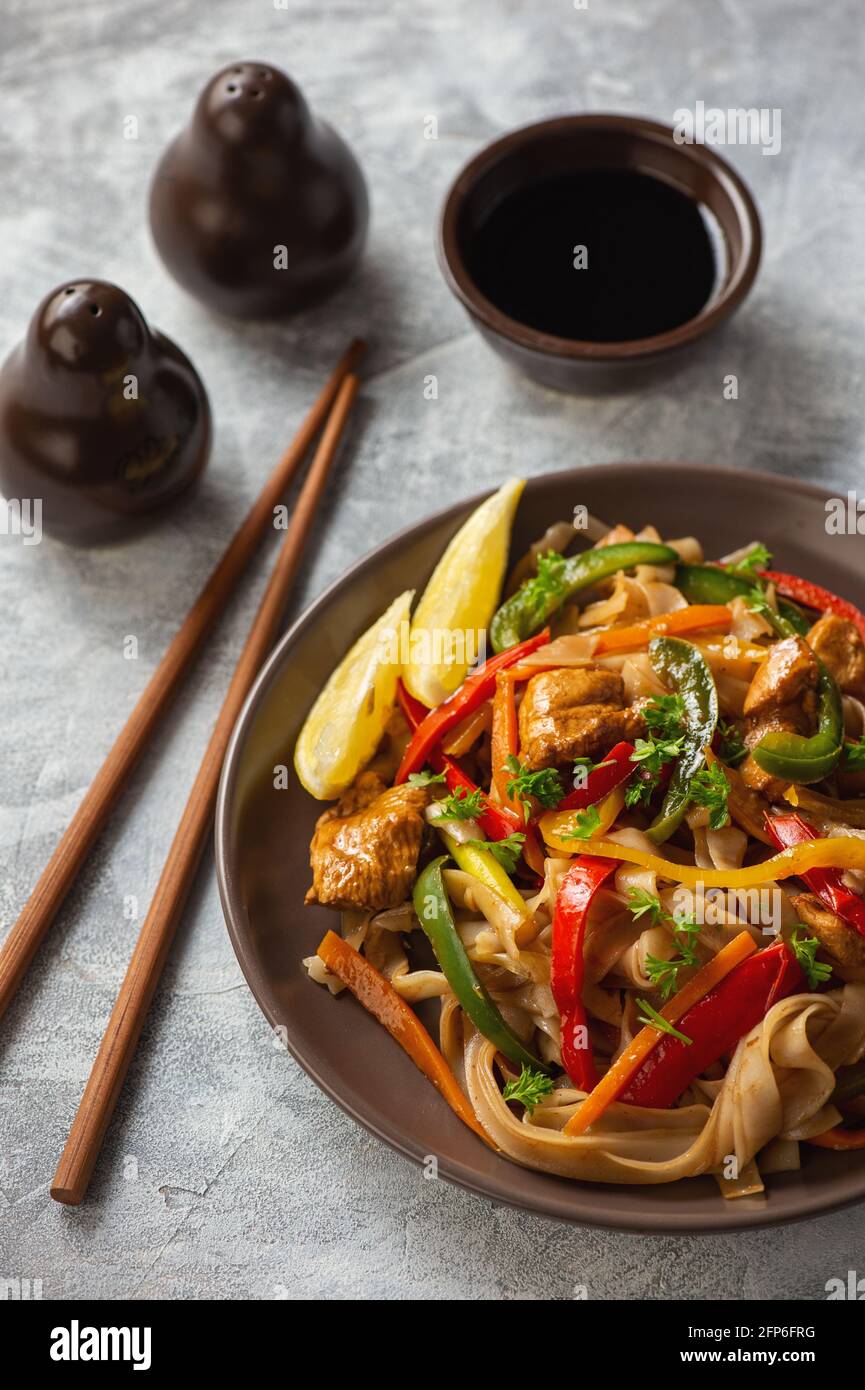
[0,338,365,1205]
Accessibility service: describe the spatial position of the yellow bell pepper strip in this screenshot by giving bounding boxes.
[394,629,551,783]
[316,930,492,1145]
[491,541,679,652]
[560,835,865,888]
[646,636,719,844]
[564,930,757,1134]
[413,857,551,1073]
[592,604,732,654]
[766,812,865,939]
[675,563,810,636]
[439,831,530,920]
[539,785,627,851]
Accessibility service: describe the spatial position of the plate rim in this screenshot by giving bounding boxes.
[215,460,864,1234]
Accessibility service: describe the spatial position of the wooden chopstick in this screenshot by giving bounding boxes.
[50,371,361,1206]
[0,339,364,1024]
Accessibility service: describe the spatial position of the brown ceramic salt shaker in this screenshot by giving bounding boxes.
[149,62,368,319]
[0,280,211,544]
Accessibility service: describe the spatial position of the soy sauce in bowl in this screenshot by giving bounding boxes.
[466,168,717,344]
[438,114,762,392]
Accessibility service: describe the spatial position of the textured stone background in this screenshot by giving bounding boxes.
[1,0,864,1300]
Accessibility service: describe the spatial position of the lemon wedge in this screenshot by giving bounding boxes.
[294,589,414,800]
[403,478,525,708]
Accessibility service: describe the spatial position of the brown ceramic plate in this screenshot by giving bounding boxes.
[216,462,865,1232]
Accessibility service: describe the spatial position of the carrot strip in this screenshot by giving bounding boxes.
[592,605,732,654]
[491,672,520,812]
[806,1125,865,1150]
[316,931,492,1145]
[563,931,757,1136]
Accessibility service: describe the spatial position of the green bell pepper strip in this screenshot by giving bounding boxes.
[412,857,551,1073]
[674,564,810,636]
[491,541,679,653]
[751,662,843,782]
[646,636,719,844]
[676,564,844,784]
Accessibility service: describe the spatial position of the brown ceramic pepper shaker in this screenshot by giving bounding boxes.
[0,280,211,545]
[149,62,368,319]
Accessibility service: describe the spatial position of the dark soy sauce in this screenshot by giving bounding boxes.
[466,169,717,343]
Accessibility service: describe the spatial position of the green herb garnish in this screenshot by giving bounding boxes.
[724,543,773,578]
[688,763,731,829]
[502,1064,556,1113]
[408,768,448,787]
[644,955,684,1002]
[560,805,602,841]
[717,719,748,767]
[636,998,693,1044]
[643,693,686,741]
[504,754,564,818]
[467,833,526,874]
[790,929,833,990]
[626,887,663,924]
[436,786,484,821]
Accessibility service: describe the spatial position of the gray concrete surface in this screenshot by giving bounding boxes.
[1,0,864,1301]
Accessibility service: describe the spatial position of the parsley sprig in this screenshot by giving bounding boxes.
[717,719,747,767]
[790,929,833,990]
[636,997,693,1045]
[502,1065,555,1113]
[724,543,773,578]
[467,832,526,874]
[435,786,484,821]
[560,805,602,841]
[504,754,564,819]
[626,889,701,1000]
[408,768,447,787]
[688,763,731,829]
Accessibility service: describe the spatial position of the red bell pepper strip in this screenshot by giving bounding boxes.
[551,856,620,1090]
[396,681,522,843]
[620,939,804,1109]
[394,629,550,784]
[759,570,865,645]
[766,812,865,940]
[556,741,636,811]
[807,1125,865,1150]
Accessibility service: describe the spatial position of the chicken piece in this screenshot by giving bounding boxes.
[518,666,646,771]
[742,636,818,718]
[740,637,818,800]
[806,614,865,700]
[791,892,865,971]
[306,771,429,911]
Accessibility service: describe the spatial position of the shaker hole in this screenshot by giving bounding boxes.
[227,84,237,93]
[89,304,102,317]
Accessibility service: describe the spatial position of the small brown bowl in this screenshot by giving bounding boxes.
[438,113,762,392]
